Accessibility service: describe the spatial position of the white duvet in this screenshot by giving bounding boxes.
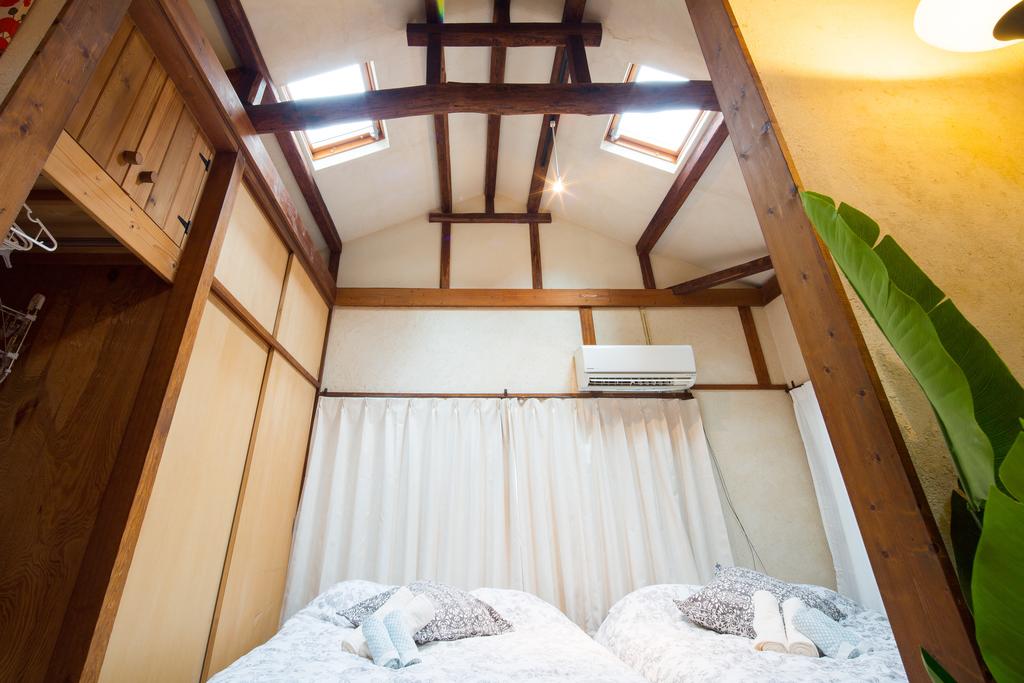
[595,584,908,683]
[211,580,647,682]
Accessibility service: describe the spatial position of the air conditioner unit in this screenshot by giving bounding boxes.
[574,345,696,392]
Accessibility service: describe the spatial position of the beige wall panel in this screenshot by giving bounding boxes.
[205,354,317,678]
[215,182,289,330]
[99,297,269,683]
[695,389,835,588]
[276,259,330,376]
[645,308,757,384]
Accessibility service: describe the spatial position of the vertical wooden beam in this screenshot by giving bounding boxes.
[0,0,133,238]
[760,274,781,304]
[638,249,656,289]
[529,222,543,289]
[426,1,452,217]
[685,2,985,681]
[565,34,592,84]
[738,306,770,386]
[484,0,510,214]
[525,0,586,213]
[439,223,451,289]
[47,153,246,683]
[579,306,596,344]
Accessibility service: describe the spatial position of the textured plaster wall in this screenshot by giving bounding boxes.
[729,0,1024,536]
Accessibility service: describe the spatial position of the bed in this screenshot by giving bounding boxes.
[594,584,908,683]
[211,580,648,682]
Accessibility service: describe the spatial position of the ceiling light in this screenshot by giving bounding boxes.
[914,0,1024,52]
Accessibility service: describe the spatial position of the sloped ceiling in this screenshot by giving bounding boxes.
[236,0,767,279]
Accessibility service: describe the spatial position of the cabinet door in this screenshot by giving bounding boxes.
[203,353,317,678]
[276,258,330,377]
[99,297,269,683]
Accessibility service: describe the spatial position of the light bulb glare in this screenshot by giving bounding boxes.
[552,177,565,194]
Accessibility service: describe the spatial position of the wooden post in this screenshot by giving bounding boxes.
[47,153,246,683]
[684,2,986,681]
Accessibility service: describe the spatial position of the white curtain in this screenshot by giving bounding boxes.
[283,397,733,631]
[790,383,885,613]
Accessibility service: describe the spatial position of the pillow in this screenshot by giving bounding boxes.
[674,566,846,638]
[339,580,513,644]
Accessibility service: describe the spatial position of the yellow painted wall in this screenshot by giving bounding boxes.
[729,0,1024,534]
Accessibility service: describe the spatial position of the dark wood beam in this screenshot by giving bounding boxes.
[407,21,602,47]
[760,274,781,304]
[247,81,720,133]
[638,249,656,289]
[225,66,266,105]
[0,0,132,243]
[527,0,586,213]
[579,306,596,344]
[429,211,551,224]
[439,223,451,288]
[635,112,728,254]
[669,255,773,295]
[738,305,771,385]
[426,1,452,215]
[213,0,343,262]
[530,222,543,288]
[686,2,986,680]
[335,287,764,308]
[484,0,510,214]
[565,35,592,84]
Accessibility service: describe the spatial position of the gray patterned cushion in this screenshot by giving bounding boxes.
[338,580,513,644]
[674,566,847,638]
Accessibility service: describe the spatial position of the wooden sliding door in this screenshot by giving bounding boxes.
[98,297,268,683]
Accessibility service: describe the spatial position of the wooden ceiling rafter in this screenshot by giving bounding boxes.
[634,112,729,288]
[669,255,773,295]
[428,211,551,224]
[425,0,453,288]
[483,0,510,214]
[212,0,343,272]
[406,22,603,47]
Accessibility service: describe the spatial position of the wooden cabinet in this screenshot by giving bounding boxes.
[203,353,318,678]
[98,298,269,683]
[277,256,331,376]
[66,19,213,248]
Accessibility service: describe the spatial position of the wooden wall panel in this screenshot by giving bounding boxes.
[0,265,167,683]
[215,182,289,330]
[203,354,318,678]
[98,297,268,683]
[275,256,330,377]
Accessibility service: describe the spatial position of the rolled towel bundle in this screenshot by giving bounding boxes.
[362,615,400,669]
[793,606,870,659]
[400,594,437,642]
[340,587,415,658]
[751,591,787,653]
[384,610,421,667]
[781,597,819,657]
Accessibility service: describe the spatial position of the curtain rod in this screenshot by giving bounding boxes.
[320,391,695,400]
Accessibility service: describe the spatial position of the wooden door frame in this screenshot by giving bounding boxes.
[684,2,985,681]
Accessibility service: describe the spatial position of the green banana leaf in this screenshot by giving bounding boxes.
[949,491,981,611]
[801,192,995,507]
[921,649,958,683]
[972,484,1024,681]
[996,424,1024,498]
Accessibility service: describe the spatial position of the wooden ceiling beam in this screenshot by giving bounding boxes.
[247,81,719,133]
[407,22,602,47]
[213,0,343,260]
[759,274,781,304]
[635,112,728,255]
[483,0,510,214]
[428,211,551,224]
[565,35,592,83]
[669,255,773,295]
[426,0,452,215]
[336,286,764,308]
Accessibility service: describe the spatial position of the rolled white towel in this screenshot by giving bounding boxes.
[782,597,819,657]
[751,591,787,653]
[400,594,436,639]
[340,587,416,658]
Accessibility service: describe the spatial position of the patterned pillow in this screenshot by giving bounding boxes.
[674,566,846,638]
[338,580,513,644]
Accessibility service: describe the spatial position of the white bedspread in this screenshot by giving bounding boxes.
[594,584,908,683]
[211,580,647,682]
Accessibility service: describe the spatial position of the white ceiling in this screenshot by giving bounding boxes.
[229,0,768,280]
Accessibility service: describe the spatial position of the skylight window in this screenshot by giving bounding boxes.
[603,64,712,171]
[286,63,385,163]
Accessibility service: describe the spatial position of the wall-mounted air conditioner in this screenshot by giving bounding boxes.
[574,345,696,392]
